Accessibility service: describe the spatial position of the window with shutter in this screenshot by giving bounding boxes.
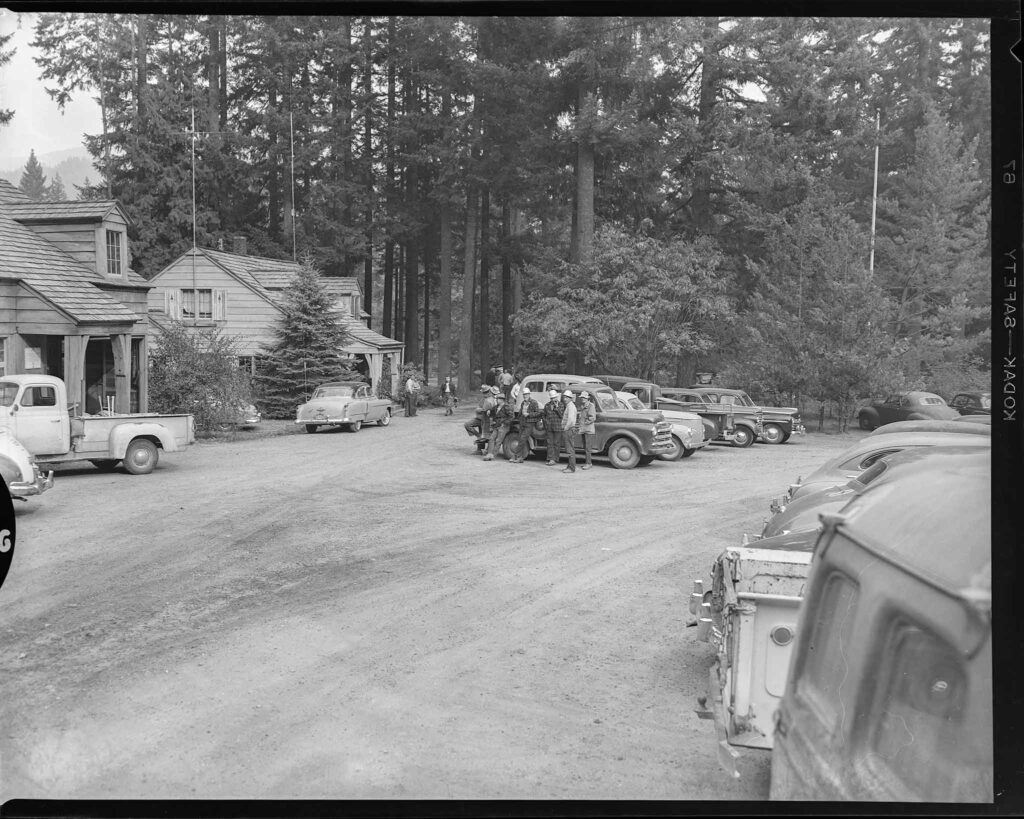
[213,290,227,320]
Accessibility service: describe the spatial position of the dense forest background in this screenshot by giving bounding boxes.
[7,14,992,407]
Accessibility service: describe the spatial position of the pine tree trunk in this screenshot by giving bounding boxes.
[458,187,478,397]
[478,188,491,378]
[362,16,374,327]
[438,200,453,382]
[383,239,394,336]
[382,17,397,337]
[340,17,353,276]
[501,199,513,368]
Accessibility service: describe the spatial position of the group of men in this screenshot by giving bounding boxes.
[464,383,598,473]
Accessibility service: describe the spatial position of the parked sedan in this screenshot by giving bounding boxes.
[949,391,991,416]
[855,391,958,430]
[784,429,990,503]
[296,381,392,433]
[614,391,707,460]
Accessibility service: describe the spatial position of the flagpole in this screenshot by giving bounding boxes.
[868,108,880,276]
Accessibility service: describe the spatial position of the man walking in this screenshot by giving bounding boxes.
[578,390,597,470]
[543,389,564,466]
[404,373,421,417]
[442,376,456,416]
[482,390,514,461]
[559,390,579,474]
[498,367,514,402]
[512,386,542,464]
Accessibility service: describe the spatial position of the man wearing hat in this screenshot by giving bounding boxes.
[559,390,579,473]
[464,384,496,439]
[512,386,543,464]
[482,388,514,461]
[542,389,565,466]
[577,390,597,470]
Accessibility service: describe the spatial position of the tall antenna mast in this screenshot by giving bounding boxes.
[868,108,880,277]
[290,111,297,261]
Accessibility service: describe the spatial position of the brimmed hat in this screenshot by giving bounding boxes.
[548,389,559,398]
[479,385,490,392]
[581,391,590,399]
[562,389,574,397]
[490,386,501,395]
[522,387,531,394]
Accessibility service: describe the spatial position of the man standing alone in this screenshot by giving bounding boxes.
[405,373,421,417]
[577,391,597,470]
[543,389,564,466]
[559,390,579,474]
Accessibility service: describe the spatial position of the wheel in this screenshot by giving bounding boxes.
[680,446,696,458]
[503,435,527,461]
[858,414,876,431]
[731,426,754,448]
[762,423,785,444]
[378,409,391,426]
[658,434,685,462]
[305,424,319,433]
[90,459,119,471]
[607,437,641,469]
[781,431,792,443]
[122,438,158,475]
[349,420,362,433]
[638,455,656,466]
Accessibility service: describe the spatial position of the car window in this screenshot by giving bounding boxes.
[951,395,967,407]
[980,395,991,409]
[856,448,904,470]
[921,396,946,406]
[626,396,645,411]
[21,386,57,407]
[0,382,18,407]
[356,386,368,398]
[524,381,543,394]
[313,386,355,399]
[594,393,619,412]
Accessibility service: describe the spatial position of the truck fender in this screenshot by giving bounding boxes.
[107,423,179,458]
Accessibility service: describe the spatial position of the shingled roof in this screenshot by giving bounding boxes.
[0,212,140,323]
[0,179,32,204]
[0,199,130,224]
[340,314,404,351]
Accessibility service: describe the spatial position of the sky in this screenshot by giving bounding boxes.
[0,10,102,166]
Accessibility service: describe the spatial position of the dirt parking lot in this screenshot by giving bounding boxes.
[0,406,865,800]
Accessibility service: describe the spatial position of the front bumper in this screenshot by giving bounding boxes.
[9,469,55,498]
[791,422,806,435]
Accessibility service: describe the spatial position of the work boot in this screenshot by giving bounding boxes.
[482,454,494,461]
[581,464,592,470]
[561,467,575,473]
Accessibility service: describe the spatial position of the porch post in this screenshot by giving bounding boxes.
[366,352,383,394]
[137,336,149,413]
[111,333,131,414]
[64,334,89,414]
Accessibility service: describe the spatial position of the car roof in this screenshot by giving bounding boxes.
[869,419,991,436]
[897,390,944,400]
[523,373,602,383]
[834,451,990,591]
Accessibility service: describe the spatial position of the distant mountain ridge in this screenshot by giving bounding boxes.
[0,149,95,200]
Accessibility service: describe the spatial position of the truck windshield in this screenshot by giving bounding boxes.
[0,382,18,407]
[594,393,620,412]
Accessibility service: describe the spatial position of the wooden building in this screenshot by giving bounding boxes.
[0,179,151,413]
[147,245,404,394]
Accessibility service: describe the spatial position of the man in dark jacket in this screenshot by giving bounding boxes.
[542,389,564,466]
[465,384,495,439]
[512,387,542,464]
[482,391,514,461]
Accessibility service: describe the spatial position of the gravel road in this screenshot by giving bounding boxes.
[0,407,863,800]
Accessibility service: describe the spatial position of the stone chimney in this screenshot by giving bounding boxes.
[233,235,248,256]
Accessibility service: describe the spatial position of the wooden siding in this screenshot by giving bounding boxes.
[21,222,100,271]
[149,255,282,355]
[13,287,78,334]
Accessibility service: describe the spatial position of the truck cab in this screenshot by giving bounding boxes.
[0,378,71,455]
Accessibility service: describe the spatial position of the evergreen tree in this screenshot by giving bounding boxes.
[19,150,48,199]
[0,30,13,126]
[255,257,358,417]
[45,172,67,201]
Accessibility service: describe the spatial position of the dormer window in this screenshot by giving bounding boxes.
[106,230,123,276]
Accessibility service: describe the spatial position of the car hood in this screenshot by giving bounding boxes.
[0,429,35,480]
[657,408,703,423]
[763,486,855,537]
[754,405,800,418]
[598,409,664,424]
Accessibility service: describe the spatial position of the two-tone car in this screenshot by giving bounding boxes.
[614,390,708,460]
[296,381,392,433]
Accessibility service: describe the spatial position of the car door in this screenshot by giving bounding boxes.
[10,383,69,455]
[351,385,370,421]
[876,395,899,425]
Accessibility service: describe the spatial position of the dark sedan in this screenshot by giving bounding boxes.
[949,391,991,416]
[855,391,958,430]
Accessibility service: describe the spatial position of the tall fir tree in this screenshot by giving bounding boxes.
[45,172,67,201]
[0,30,14,126]
[255,257,358,417]
[19,150,48,199]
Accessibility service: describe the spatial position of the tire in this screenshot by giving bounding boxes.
[858,414,876,431]
[658,434,685,462]
[781,431,792,443]
[305,424,318,433]
[731,426,754,448]
[639,455,656,466]
[378,409,391,427]
[680,446,696,458]
[762,423,785,444]
[349,420,362,433]
[607,437,641,469]
[90,459,120,471]
[503,435,526,461]
[122,438,158,475]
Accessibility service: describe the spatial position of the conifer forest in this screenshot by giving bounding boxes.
[20,14,993,404]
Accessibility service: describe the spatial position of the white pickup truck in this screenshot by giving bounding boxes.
[0,374,194,482]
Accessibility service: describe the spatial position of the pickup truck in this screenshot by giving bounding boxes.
[666,386,803,445]
[0,374,194,475]
[502,381,675,468]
